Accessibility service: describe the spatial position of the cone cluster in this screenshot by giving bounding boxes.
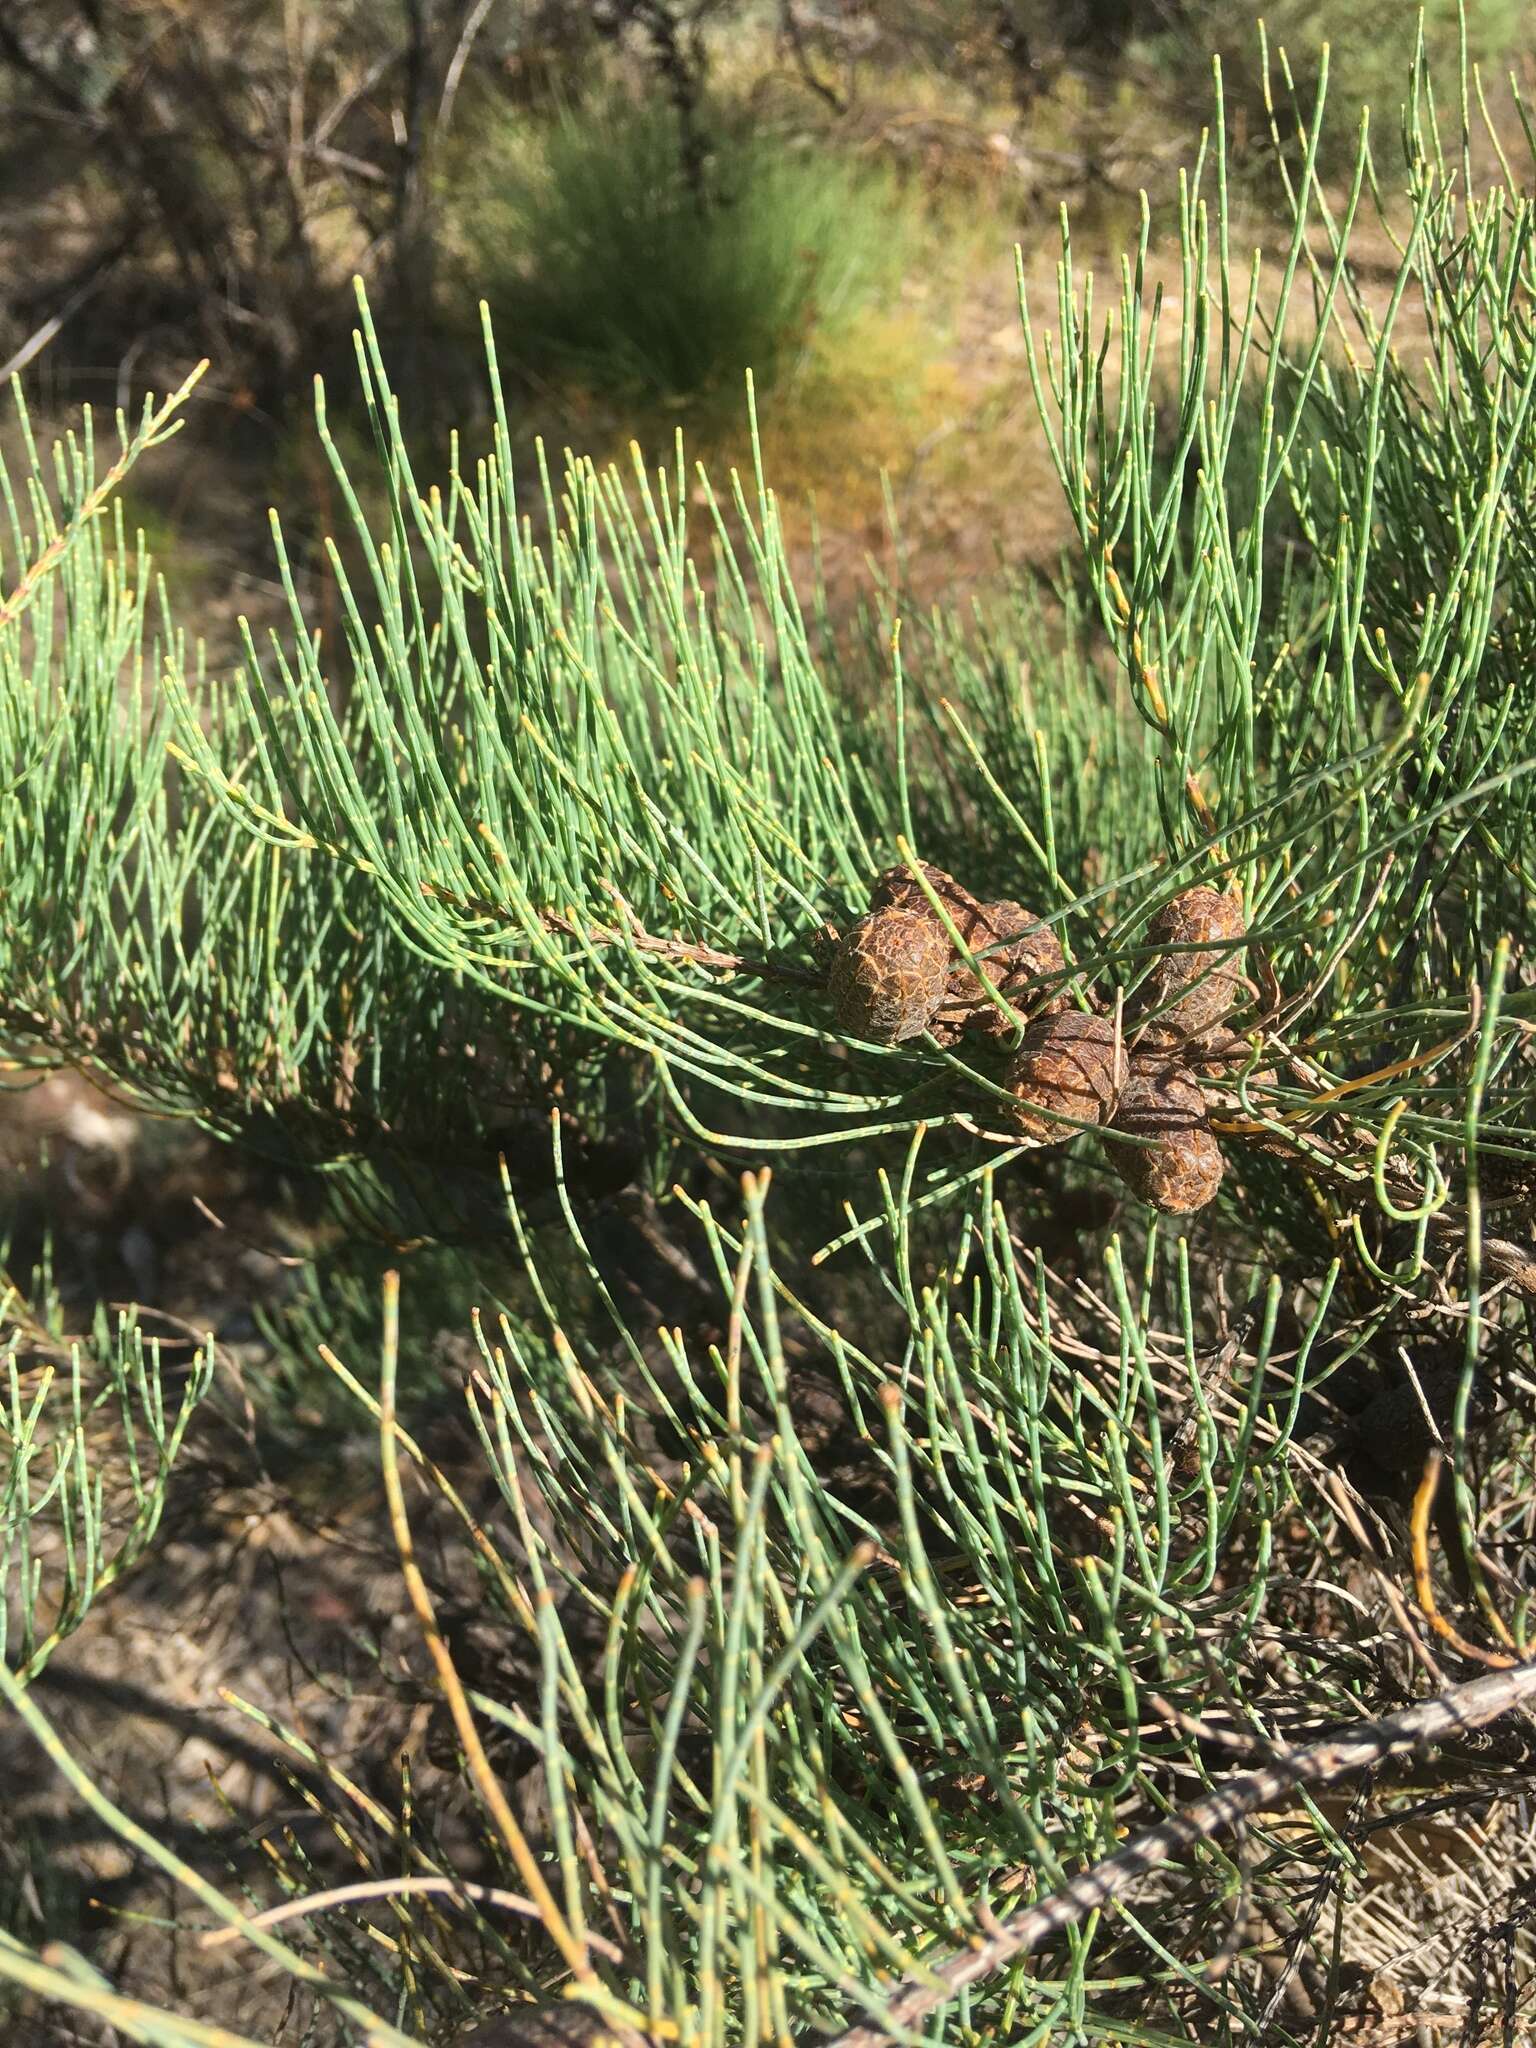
[824,870,1256,1215]
[827,862,1067,1049]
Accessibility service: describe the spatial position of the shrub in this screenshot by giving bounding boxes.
[4,16,1536,2048]
[458,95,910,404]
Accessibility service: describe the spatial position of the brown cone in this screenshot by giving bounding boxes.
[1105,1050,1224,1213]
[868,861,980,919]
[828,908,952,1042]
[1135,886,1246,1040]
[1195,1027,1276,1112]
[858,867,1071,1040]
[1001,1011,1128,1144]
[959,899,1069,1036]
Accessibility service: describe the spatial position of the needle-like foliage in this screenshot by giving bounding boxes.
[2,13,1535,2048]
[0,1279,213,1685]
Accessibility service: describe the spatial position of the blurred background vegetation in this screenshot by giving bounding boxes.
[2,0,1528,634]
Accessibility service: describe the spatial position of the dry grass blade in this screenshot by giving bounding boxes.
[198,1877,622,1960]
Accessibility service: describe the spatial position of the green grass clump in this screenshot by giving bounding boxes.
[460,96,910,406]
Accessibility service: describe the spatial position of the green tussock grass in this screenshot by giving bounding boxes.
[456,94,916,409]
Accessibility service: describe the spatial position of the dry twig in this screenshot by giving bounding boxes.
[819,1657,1536,2048]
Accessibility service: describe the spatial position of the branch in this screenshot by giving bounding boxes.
[818,1657,1536,2048]
[0,228,140,383]
[0,359,208,631]
[437,0,497,137]
[778,0,846,113]
[0,17,89,116]
[375,1269,601,1988]
[313,46,406,150]
[540,908,825,988]
[599,0,712,202]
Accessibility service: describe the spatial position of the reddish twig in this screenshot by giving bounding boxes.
[540,908,824,986]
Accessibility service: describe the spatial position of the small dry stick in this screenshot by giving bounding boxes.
[820,1656,1536,2048]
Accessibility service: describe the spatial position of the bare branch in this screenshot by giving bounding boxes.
[438,0,498,137]
[0,229,139,382]
[541,908,826,988]
[778,0,846,113]
[820,1657,1536,2048]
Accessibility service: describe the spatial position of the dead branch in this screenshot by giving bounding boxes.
[818,1656,1536,2048]
[778,0,847,112]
